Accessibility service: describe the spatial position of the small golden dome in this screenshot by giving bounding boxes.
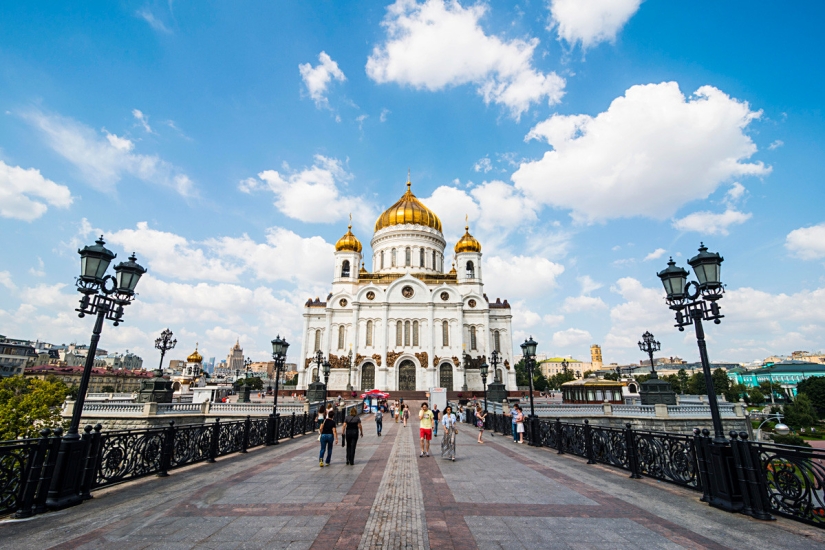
[335,224,362,253]
[187,343,203,363]
[454,225,481,253]
[375,180,442,233]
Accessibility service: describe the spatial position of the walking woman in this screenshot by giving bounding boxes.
[475,405,487,444]
[440,405,458,461]
[318,410,338,467]
[343,407,363,465]
[402,404,410,427]
[316,407,326,431]
[515,405,525,444]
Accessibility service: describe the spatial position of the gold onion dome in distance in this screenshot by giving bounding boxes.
[187,344,203,363]
[335,224,362,253]
[374,180,443,233]
[454,224,481,253]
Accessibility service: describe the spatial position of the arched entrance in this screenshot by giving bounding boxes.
[439,363,453,389]
[398,360,416,391]
[361,363,375,391]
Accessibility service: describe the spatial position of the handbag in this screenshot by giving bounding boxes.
[476,420,484,428]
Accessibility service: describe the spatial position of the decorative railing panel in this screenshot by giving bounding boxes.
[590,426,628,469]
[633,430,699,488]
[248,419,268,448]
[561,423,587,458]
[753,442,825,527]
[95,429,166,488]
[171,424,212,468]
[217,422,245,456]
[0,439,40,516]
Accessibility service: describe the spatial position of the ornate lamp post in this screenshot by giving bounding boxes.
[520,337,538,446]
[269,335,289,445]
[479,360,489,414]
[461,344,469,391]
[306,350,327,404]
[322,360,331,405]
[244,357,252,378]
[638,332,661,378]
[486,349,506,404]
[237,357,254,403]
[48,237,145,510]
[155,328,176,371]
[657,243,740,512]
[346,346,353,392]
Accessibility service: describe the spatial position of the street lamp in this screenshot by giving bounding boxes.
[346,346,353,392]
[49,237,145,510]
[322,360,331,405]
[479,359,489,414]
[561,358,569,375]
[244,357,252,378]
[154,328,176,372]
[638,331,661,379]
[520,337,539,446]
[461,344,469,391]
[269,335,289,445]
[657,243,739,512]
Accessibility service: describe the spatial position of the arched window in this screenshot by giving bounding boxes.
[419,248,424,267]
[380,251,384,270]
[338,326,345,349]
[341,260,350,278]
[404,321,411,346]
[470,326,477,350]
[314,330,321,352]
[405,247,411,266]
[413,321,419,347]
[466,260,475,279]
[366,320,373,347]
[391,249,397,267]
[432,250,436,270]
[442,321,449,347]
[312,368,319,382]
[396,321,402,346]
[493,330,500,352]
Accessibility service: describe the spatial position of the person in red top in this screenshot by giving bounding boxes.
[418,402,435,457]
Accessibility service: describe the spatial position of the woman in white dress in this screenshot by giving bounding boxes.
[441,405,458,461]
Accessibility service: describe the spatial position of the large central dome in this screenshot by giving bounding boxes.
[374,181,442,233]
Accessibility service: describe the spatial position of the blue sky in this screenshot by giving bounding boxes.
[1,1,824,367]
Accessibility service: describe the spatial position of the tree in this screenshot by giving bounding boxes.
[687,372,705,394]
[283,375,298,386]
[796,377,825,417]
[0,375,71,440]
[582,370,596,378]
[663,374,682,394]
[514,359,529,387]
[101,385,116,393]
[677,369,689,393]
[634,374,650,384]
[686,368,730,396]
[746,388,765,406]
[724,383,747,404]
[783,394,817,430]
[532,372,549,392]
[237,377,264,390]
[548,371,575,390]
[603,372,620,381]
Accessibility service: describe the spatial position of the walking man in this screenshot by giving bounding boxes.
[419,402,434,457]
[432,403,440,437]
[375,406,383,436]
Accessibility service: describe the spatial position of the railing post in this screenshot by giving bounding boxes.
[272,414,281,446]
[624,423,641,479]
[241,416,251,453]
[728,431,754,517]
[79,424,101,499]
[694,428,711,502]
[584,420,595,464]
[157,421,175,478]
[303,412,309,434]
[34,427,63,515]
[207,419,220,463]
[290,412,295,439]
[737,432,774,521]
[15,428,52,518]
[266,413,276,446]
[556,418,564,454]
[530,417,542,447]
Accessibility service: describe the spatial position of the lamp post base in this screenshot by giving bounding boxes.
[697,436,744,513]
[46,435,86,511]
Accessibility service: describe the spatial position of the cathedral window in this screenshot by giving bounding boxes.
[338,326,345,350]
[391,249,397,267]
[341,260,350,278]
[405,247,411,266]
[366,320,373,347]
[442,321,449,347]
[314,330,321,352]
[419,248,424,267]
[413,321,419,347]
[466,260,475,279]
[380,251,384,270]
[432,250,436,270]
[470,326,477,350]
[404,321,411,346]
[396,321,402,346]
[493,330,500,352]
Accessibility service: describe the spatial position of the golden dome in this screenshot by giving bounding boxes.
[187,344,203,364]
[454,225,481,253]
[374,181,442,233]
[335,224,362,253]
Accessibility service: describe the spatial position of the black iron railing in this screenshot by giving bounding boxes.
[470,412,825,529]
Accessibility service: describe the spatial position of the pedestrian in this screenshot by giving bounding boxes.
[515,405,525,444]
[343,407,363,465]
[403,404,410,427]
[431,403,440,437]
[316,407,326,431]
[375,406,383,436]
[319,410,338,467]
[393,401,399,423]
[475,405,486,444]
[506,401,518,443]
[418,402,434,457]
[440,405,458,461]
[458,405,465,423]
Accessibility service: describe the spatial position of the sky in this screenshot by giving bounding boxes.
[1,1,824,368]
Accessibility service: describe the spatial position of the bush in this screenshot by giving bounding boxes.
[770,434,812,448]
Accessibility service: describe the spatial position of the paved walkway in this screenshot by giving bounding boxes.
[1,418,824,549]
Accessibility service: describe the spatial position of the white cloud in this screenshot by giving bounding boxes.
[248,155,375,226]
[0,160,73,221]
[604,277,674,352]
[29,258,46,278]
[768,140,784,150]
[786,223,825,260]
[299,52,346,107]
[380,108,391,122]
[672,209,751,235]
[548,0,642,49]
[366,0,565,119]
[643,248,666,261]
[473,157,493,173]
[24,110,195,196]
[132,109,153,133]
[578,275,602,294]
[561,295,607,313]
[725,182,745,203]
[484,255,564,301]
[0,271,15,291]
[514,83,769,223]
[551,328,592,349]
[136,9,171,34]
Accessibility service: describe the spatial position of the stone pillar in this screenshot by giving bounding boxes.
[654,403,669,418]
[298,311,310,390]
[428,302,435,388]
[380,303,389,390]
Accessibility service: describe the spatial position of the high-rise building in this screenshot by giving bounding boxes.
[590,345,603,369]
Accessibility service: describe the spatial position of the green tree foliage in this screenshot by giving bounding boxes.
[283,375,298,386]
[101,385,116,393]
[686,368,730,396]
[238,377,264,390]
[582,370,596,378]
[532,372,549,392]
[677,369,689,392]
[724,383,747,404]
[602,372,620,381]
[634,374,650,384]
[0,375,71,440]
[547,371,575,390]
[783,394,818,429]
[663,374,682,394]
[796,376,825,416]
[746,388,765,406]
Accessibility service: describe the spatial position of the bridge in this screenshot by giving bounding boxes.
[1,416,823,549]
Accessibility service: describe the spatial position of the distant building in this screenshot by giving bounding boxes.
[539,357,590,379]
[727,361,825,397]
[168,359,185,373]
[226,339,244,377]
[590,345,603,369]
[101,351,143,370]
[0,335,38,377]
[25,365,154,393]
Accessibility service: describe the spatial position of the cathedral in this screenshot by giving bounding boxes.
[297,179,516,393]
